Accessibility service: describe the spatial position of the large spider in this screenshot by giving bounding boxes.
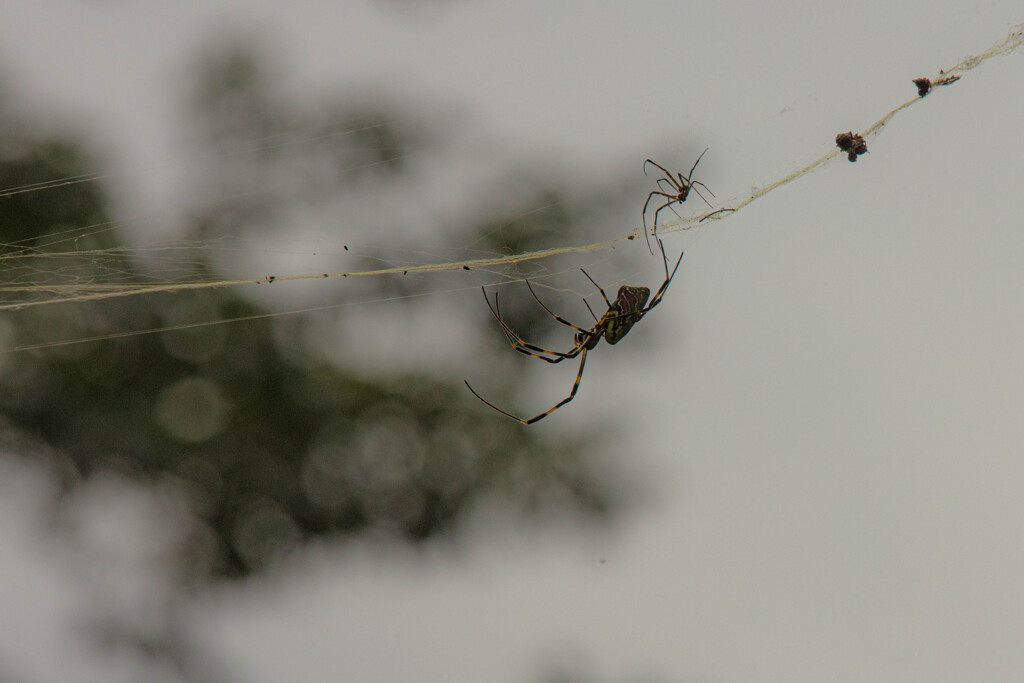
[642,148,714,254]
[465,238,684,425]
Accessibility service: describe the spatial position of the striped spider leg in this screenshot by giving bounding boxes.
[481,285,593,365]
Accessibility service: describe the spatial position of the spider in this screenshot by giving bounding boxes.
[464,238,684,425]
[641,148,714,255]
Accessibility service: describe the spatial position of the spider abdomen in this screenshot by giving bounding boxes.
[603,285,651,344]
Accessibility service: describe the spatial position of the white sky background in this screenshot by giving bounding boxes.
[1,1,1024,682]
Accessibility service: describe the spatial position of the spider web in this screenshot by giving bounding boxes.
[1,23,1021,354]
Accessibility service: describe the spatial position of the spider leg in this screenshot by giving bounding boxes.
[641,239,684,314]
[643,191,678,255]
[698,208,736,223]
[484,290,518,346]
[660,237,683,281]
[642,191,665,221]
[689,184,715,209]
[465,347,588,425]
[656,178,678,193]
[626,244,681,333]
[685,147,709,180]
[579,268,612,308]
[524,280,593,335]
[507,336,583,363]
[690,180,715,197]
[484,288,582,363]
[643,160,679,189]
[506,341,580,364]
[643,191,669,255]
[581,297,600,323]
[651,199,680,240]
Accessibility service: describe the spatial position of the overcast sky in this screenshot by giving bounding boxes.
[2,1,1023,681]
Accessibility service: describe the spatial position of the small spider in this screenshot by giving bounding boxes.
[641,149,714,255]
[835,131,868,162]
[465,238,683,425]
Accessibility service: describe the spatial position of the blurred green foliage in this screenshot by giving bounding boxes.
[0,44,621,582]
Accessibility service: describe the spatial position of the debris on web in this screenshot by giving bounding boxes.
[835,132,868,162]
